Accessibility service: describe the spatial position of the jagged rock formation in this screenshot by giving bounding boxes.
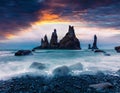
[88,44,92,49]
[33,25,81,50]
[59,26,81,49]
[50,29,58,49]
[115,46,120,53]
[92,35,98,50]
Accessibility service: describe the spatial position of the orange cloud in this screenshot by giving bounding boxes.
[34,10,71,25]
[6,34,16,39]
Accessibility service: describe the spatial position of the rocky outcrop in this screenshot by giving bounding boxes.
[53,66,70,76]
[69,63,83,71]
[50,29,58,49]
[33,25,81,50]
[30,62,46,70]
[88,44,92,49]
[59,26,81,49]
[115,46,120,53]
[94,49,106,53]
[92,35,98,50]
[15,50,32,56]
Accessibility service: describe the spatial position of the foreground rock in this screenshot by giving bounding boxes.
[89,82,113,90]
[33,25,81,50]
[116,69,120,76]
[30,62,46,70]
[115,46,120,53]
[53,66,70,76]
[15,50,32,56]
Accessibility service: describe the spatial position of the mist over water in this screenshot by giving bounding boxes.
[0,49,119,80]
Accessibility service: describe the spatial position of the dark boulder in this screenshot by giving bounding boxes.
[15,50,32,56]
[115,46,120,53]
[94,49,106,53]
[59,26,81,49]
[30,62,46,70]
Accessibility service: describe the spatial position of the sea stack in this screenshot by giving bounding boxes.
[59,25,81,49]
[88,44,92,49]
[41,35,49,49]
[50,29,58,49]
[32,25,81,50]
[92,35,98,50]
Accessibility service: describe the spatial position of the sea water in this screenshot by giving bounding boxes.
[0,49,119,80]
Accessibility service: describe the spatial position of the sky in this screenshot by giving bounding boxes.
[0,0,120,49]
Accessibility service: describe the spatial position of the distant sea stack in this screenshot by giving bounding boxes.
[32,25,81,50]
[115,46,120,53]
[92,35,98,50]
[88,44,92,49]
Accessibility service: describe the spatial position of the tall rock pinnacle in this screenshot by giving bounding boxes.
[92,35,98,50]
[50,29,58,49]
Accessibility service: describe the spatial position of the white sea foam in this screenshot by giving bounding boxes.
[0,49,119,80]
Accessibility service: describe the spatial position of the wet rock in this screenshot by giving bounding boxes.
[94,49,106,53]
[69,63,83,71]
[115,46,120,53]
[53,66,70,76]
[104,53,111,56]
[116,69,120,76]
[15,50,32,56]
[30,62,46,70]
[59,26,81,49]
[89,82,113,90]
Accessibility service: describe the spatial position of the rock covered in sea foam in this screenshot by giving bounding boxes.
[53,66,70,76]
[69,63,83,71]
[30,62,46,70]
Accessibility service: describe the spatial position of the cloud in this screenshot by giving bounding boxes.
[0,0,120,40]
[0,0,44,38]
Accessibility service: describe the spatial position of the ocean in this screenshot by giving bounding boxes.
[0,49,120,80]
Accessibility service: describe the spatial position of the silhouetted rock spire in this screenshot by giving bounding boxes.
[50,29,58,49]
[59,25,81,49]
[92,35,98,50]
[40,35,49,49]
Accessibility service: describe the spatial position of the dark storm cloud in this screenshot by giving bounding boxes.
[42,0,120,29]
[0,0,44,37]
[81,2,120,29]
[0,0,120,40]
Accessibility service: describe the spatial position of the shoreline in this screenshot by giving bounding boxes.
[0,73,120,93]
